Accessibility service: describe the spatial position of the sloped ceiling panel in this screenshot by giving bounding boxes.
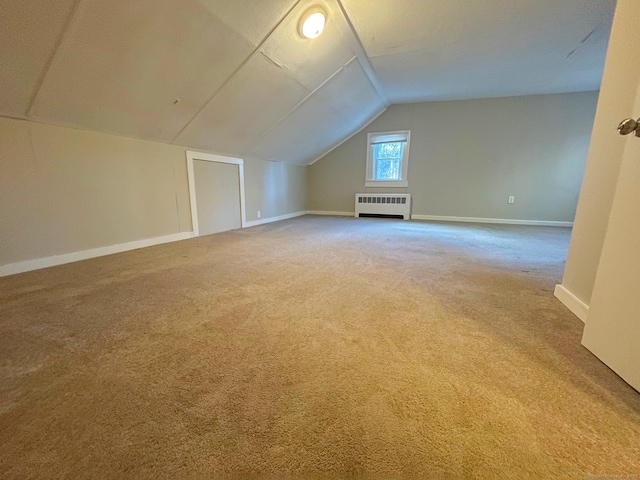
[261,3,355,91]
[195,0,297,46]
[4,0,612,165]
[30,0,255,143]
[0,0,77,117]
[341,0,616,103]
[174,52,311,154]
[545,24,612,91]
[251,58,385,165]
[250,94,348,165]
[19,0,386,164]
[320,59,384,123]
[176,0,384,162]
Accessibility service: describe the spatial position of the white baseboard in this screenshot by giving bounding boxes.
[554,284,589,323]
[411,214,573,227]
[306,210,355,217]
[305,212,572,227]
[0,231,193,278]
[243,211,307,228]
[1,211,304,277]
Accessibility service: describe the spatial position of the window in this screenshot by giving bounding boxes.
[366,130,411,187]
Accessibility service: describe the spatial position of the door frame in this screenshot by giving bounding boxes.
[186,151,247,237]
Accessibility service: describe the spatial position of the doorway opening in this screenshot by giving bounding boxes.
[186,151,247,237]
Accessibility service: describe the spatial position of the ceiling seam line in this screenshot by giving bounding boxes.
[247,56,358,151]
[25,0,84,119]
[333,0,389,107]
[170,0,304,145]
[307,104,386,165]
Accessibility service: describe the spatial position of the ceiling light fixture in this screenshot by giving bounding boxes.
[299,7,326,39]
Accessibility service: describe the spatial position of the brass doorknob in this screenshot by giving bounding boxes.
[618,118,640,136]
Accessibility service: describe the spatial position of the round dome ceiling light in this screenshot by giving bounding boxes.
[299,7,326,39]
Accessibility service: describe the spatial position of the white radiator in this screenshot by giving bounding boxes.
[355,194,412,220]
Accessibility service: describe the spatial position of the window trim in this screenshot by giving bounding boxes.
[365,130,411,188]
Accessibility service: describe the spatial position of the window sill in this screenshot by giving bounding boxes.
[365,180,408,188]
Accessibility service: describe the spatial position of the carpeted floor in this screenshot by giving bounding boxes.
[0,216,639,479]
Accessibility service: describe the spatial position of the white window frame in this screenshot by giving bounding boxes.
[365,130,411,188]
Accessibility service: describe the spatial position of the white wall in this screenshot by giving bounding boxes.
[0,117,307,273]
[309,92,599,222]
[559,0,640,308]
[243,157,308,222]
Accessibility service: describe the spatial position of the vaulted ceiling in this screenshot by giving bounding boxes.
[0,0,616,165]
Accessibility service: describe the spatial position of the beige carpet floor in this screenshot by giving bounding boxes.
[0,216,639,479]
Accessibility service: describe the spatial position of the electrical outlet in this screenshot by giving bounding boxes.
[257,210,261,219]
[508,196,515,204]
